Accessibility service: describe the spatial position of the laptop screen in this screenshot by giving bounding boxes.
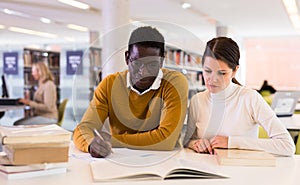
[1,74,9,98]
[271,91,300,117]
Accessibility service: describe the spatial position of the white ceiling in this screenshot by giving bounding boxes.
[0,0,298,46]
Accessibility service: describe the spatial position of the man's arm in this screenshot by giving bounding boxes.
[73,76,110,153]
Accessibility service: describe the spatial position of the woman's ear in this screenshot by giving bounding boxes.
[232,65,239,77]
[125,51,129,65]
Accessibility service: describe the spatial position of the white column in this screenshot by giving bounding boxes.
[89,31,100,47]
[101,0,130,78]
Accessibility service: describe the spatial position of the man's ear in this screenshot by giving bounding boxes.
[125,51,129,65]
[159,57,164,68]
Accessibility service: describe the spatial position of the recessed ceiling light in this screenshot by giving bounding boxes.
[182,3,191,9]
[282,0,300,31]
[2,8,30,18]
[40,17,51,24]
[57,0,90,10]
[67,24,88,32]
[0,25,5,29]
[8,27,57,38]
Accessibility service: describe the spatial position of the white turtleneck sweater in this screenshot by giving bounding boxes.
[184,82,295,156]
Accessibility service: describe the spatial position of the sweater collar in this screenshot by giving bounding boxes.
[210,82,237,102]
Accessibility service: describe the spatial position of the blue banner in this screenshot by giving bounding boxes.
[66,50,83,75]
[3,52,18,75]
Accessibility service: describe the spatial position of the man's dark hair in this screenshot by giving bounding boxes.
[128,26,165,57]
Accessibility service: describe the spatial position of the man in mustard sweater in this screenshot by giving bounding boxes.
[73,26,188,158]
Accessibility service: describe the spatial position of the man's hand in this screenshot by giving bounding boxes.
[88,130,112,158]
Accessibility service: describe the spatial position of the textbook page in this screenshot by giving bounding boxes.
[90,148,227,182]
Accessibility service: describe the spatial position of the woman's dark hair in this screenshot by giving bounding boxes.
[202,37,241,85]
[128,26,165,57]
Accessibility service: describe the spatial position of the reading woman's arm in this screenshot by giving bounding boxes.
[228,91,295,156]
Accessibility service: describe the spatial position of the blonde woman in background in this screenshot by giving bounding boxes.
[14,62,58,125]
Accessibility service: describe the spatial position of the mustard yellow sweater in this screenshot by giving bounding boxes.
[73,68,188,152]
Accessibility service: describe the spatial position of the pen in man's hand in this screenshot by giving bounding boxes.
[93,128,113,153]
[93,128,104,140]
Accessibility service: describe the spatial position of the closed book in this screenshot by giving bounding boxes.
[0,162,68,173]
[0,166,67,180]
[3,145,69,165]
[214,148,276,166]
[0,124,71,145]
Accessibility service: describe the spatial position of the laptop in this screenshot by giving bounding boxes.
[0,75,23,106]
[271,91,300,117]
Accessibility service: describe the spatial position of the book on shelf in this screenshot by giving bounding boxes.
[0,124,72,145]
[214,148,276,166]
[0,161,68,180]
[90,158,227,182]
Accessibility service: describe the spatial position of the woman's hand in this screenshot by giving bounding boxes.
[192,138,213,154]
[18,98,30,105]
[210,135,228,149]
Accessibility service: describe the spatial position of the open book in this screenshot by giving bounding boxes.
[90,157,227,182]
[214,148,276,166]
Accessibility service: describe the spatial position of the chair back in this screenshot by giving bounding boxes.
[57,99,68,126]
[296,132,300,154]
[258,126,269,138]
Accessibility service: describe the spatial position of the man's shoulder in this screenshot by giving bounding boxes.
[104,71,127,82]
[161,68,186,81]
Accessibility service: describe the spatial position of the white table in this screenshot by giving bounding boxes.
[1,145,300,185]
[0,105,25,112]
[279,114,300,131]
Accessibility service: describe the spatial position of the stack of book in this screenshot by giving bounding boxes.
[0,124,72,179]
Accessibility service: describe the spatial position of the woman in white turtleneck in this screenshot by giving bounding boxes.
[183,37,295,156]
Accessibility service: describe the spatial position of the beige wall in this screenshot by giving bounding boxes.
[245,37,300,90]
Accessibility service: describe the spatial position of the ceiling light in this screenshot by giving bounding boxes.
[290,14,300,28]
[3,9,13,14]
[67,24,88,32]
[182,3,191,9]
[282,0,297,8]
[57,0,90,10]
[8,27,57,38]
[282,0,298,14]
[40,17,51,24]
[3,8,30,18]
[0,25,5,29]
[282,0,300,31]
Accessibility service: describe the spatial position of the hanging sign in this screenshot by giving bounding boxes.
[3,52,18,75]
[66,50,83,75]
